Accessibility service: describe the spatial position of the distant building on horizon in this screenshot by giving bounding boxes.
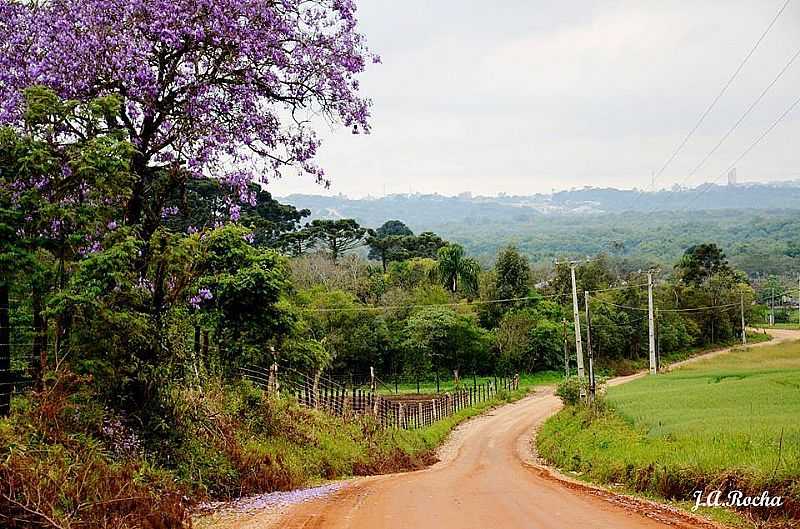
[727,168,738,186]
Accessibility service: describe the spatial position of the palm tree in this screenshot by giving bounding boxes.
[436,244,480,295]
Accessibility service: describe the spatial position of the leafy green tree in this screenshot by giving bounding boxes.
[386,258,438,290]
[59,224,293,402]
[194,225,293,371]
[549,255,615,304]
[367,224,446,272]
[0,87,135,377]
[494,310,535,373]
[495,245,530,300]
[294,287,390,374]
[527,319,562,371]
[403,307,487,381]
[403,231,448,259]
[436,244,480,296]
[165,178,309,247]
[676,243,732,285]
[495,306,563,373]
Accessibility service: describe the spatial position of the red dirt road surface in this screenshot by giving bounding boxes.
[262,330,798,529]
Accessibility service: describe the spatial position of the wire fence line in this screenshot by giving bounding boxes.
[240,363,520,430]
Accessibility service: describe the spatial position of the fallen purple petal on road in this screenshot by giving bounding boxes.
[199,483,343,514]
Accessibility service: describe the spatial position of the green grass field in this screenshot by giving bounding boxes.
[538,339,800,525]
[375,371,563,395]
[757,323,800,330]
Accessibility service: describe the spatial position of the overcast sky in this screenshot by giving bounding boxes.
[269,0,800,198]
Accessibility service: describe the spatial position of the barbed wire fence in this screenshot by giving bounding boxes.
[0,295,36,417]
[239,362,519,430]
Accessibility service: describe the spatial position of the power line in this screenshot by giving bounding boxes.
[300,283,651,313]
[678,92,800,211]
[586,282,649,293]
[301,293,565,313]
[623,0,792,211]
[681,45,800,185]
[592,298,740,313]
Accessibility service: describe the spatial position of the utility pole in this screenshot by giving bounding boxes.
[562,318,569,377]
[584,291,596,399]
[770,286,775,327]
[647,272,657,375]
[740,293,747,345]
[570,264,585,377]
[797,276,800,328]
[655,308,660,371]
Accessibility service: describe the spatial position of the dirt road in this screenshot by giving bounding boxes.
[266,329,800,529]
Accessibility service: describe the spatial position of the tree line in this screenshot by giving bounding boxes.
[1,92,759,412]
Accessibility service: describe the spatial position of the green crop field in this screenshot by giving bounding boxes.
[537,339,800,524]
[608,341,800,474]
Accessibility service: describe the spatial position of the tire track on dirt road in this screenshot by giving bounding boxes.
[254,329,800,529]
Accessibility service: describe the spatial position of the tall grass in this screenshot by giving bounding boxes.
[1,370,534,528]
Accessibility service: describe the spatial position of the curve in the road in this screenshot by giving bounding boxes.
[271,329,800,529]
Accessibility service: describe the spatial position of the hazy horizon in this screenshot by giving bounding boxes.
[268,0,800,199]
[276,177,800,200]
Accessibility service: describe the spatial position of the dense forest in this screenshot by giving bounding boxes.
[285,193,800,277]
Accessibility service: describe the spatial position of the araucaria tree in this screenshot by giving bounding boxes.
[0,0,377,235]
[306,219,369,262]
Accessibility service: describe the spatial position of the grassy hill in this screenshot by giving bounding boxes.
[537,339,800,526]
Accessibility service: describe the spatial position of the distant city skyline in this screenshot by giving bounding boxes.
[277,176,800,200]
[268,0,800,199]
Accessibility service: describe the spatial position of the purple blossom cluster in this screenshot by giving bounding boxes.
[0,0,376,198]
[189,287,213,309]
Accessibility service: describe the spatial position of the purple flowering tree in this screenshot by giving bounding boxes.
[0,0,376,233]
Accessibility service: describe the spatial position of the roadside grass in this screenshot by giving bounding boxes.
[1,372,533,528]
[756,323,800,330]
[537,339,800,527]
[375,371,562,395]
[598,331,771,376]
[386,385,531,456]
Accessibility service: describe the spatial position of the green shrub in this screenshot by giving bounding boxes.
[555,376,589,405]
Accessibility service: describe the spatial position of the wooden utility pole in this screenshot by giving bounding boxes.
[797,276,800,328]
[562,318,569,377]
[647,272,657,375]
[584,291,595,399]
[740,293,747,345]
[570,264,584,377]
